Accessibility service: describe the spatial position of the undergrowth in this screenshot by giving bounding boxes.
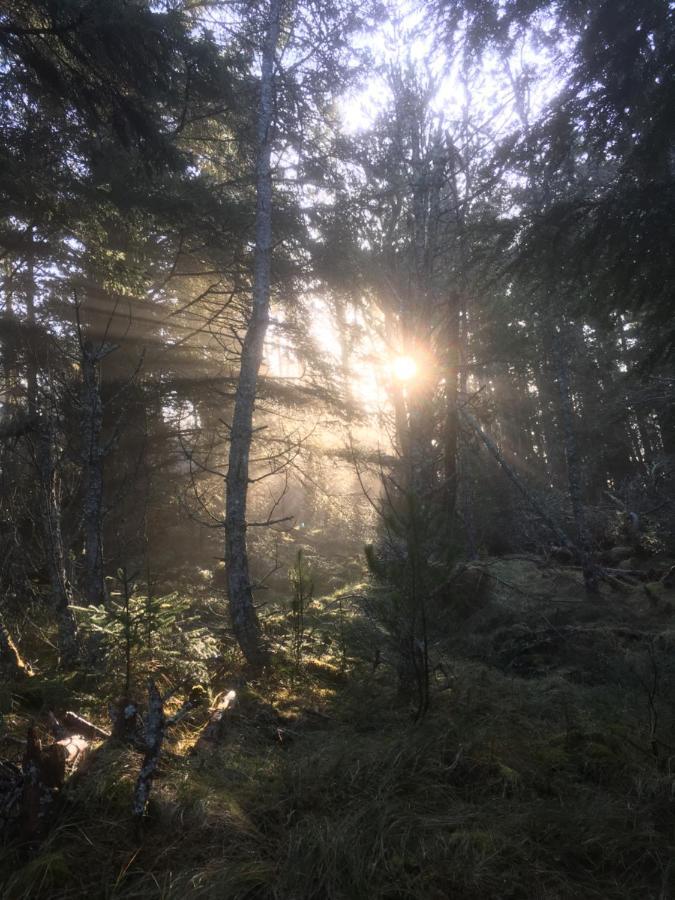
[1,559,675,899]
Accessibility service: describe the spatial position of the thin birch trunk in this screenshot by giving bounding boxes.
[224,0,281,669]
[24,245,79,661]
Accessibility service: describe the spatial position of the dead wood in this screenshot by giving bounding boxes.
[63,711,111,741]
[111,698,140,742]
[165,685,208,728]
[18,725,89,844]
[132,680,165,825]
[191,690,237,751]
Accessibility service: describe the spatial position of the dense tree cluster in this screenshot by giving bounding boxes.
[1,3,675,895]
[0,0,672,700]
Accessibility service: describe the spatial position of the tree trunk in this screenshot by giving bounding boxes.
[80,342,106,606]
[550,325,599,593]
[35,418,80,666]
[443,296,460,528]
[224,0,281,670]
[132,680,164,824]
[24,233,38,417]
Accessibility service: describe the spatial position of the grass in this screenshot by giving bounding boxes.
[1,559,675,898]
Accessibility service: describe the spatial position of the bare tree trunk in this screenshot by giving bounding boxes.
[2,259,18,404]
[80,342,106,606]
[443,298,460,526]
[24,234,38,418]
[224,0,281,670]
[35,417,80,666]
[132,680,165,825]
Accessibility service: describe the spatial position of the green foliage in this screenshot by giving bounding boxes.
[76,573,216,691]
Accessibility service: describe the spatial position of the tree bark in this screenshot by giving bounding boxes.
[550,325,599,593]
[132,680,164,823]
[35,417,80,666]
[80,342,106,606]
[224,0,281,670]
[443,296,460,528]
[23,233,38,417]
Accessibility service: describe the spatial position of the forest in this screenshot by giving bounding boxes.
[0,0,674,897]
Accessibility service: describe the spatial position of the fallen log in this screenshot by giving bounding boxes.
[63,711,111,742]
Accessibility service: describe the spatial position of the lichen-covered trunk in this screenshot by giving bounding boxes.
[132,680,165,823]
[36,421,80,665]
[81,345,105,606]
[224,0,281,670]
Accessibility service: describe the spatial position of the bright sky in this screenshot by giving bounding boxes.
[267,0,572,430]
[339,0,567,136]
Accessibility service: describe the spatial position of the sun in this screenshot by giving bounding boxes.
[391,355,418,382]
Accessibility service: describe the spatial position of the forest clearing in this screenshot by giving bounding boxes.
[0,0,674,897]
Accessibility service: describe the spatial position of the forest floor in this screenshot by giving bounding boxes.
[2,557,675,899]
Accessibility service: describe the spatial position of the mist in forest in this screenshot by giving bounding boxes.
[0,1,674,897]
